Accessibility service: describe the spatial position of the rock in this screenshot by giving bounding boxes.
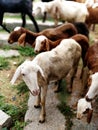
[0,110,12,128]
[0,50,20,57]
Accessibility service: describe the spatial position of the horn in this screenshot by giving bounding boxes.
[87,109,93,123]
[10,65,21,85]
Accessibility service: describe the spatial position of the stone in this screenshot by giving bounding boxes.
[0,110,12,128]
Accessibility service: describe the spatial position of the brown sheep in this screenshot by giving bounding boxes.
[8,22,89,46]
[8,23,77,46]
[85,7,98,30]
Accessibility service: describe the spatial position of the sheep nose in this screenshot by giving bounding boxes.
[34,50,39,54]
[8,39,10,43]
[77,117,80,120]
[8,40,12,44]
[31,89,40,96]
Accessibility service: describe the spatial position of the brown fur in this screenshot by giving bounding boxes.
[85,43,98,73]
[85,7,98,29]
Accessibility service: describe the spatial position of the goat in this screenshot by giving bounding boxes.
[0,0,39,33]
[77,43,98,123]
[35,0,88,26]
[10,38,81,123]
[8,22,89,46]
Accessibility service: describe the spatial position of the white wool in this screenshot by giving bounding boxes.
[33,0,88,25]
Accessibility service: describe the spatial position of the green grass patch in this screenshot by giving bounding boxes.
[15,81,29,95]
[0,57,9,70]
[0,81,29,129]
[17,46,36,56]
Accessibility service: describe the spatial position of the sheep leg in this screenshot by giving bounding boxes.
[28,13,40,32]
[0,13,10,33]
[67,65,78,93]
[39,86,47,123]
[81,66,89,96]
[34,94,41,108]
[21,13,26,27]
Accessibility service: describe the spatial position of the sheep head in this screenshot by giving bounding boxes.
[34,35,50,53]
[77,98,93,123]
[11,60,45,96]
[8,27,26,44]
[86,72,98,101]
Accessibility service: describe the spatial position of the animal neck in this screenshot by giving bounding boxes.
[25,29,39,44]
[48,39,62,49]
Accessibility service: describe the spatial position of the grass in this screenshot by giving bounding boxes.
[0,78,29,129]
[0,57,9,70]
[0,45,36,129]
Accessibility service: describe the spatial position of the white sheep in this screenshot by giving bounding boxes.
[33,0,89,25]
[11,38,81,123]
[77,72,98,123]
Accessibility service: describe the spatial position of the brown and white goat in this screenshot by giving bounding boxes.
[8,23,77,46]
[11,38,81,123]
[77,43,98,124]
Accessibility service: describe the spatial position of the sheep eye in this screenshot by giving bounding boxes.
[83,108,89,114]
[22,73,25,76]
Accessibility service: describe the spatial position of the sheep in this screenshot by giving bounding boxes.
[10,38,81,123]
[34,0,89,26]
[77,43,98,123]
[34,34,89,78]
[8,22,89,46]
[0,0,39,33]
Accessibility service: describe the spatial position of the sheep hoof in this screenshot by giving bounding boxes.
[34,105,41,108]
[39,119,45,123]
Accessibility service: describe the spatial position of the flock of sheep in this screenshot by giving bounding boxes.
[6,0,98,126]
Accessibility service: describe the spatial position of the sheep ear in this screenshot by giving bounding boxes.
[87,76,92,87]
[45,39,50,51]
[18,33,26,46]
[10,65,21,85]
[36,65,46,82]
[87,109,93,123]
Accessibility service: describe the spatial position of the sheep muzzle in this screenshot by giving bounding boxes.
[30,89,40,96]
